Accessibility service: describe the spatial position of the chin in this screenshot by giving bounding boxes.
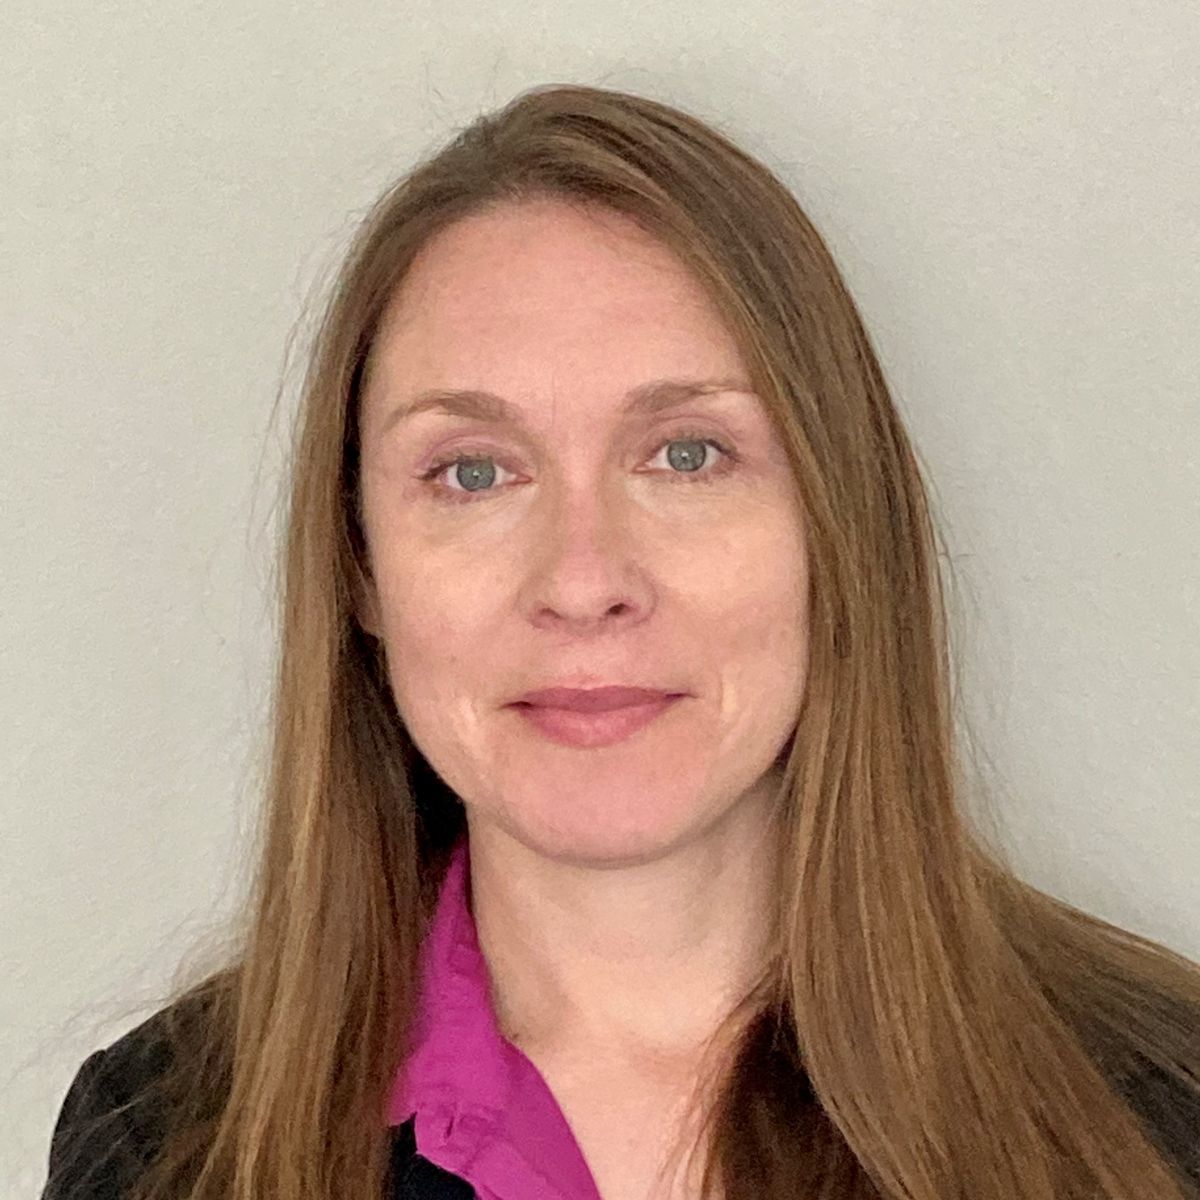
[495,808,701,870]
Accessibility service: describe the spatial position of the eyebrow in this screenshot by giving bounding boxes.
[379,376,755,435]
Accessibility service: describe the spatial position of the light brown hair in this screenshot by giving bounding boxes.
[52,82,1200,1200]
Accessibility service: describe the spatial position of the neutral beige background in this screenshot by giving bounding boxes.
[3,1,1197,1193]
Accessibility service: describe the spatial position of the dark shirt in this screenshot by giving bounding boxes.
[40,1034,472,1200]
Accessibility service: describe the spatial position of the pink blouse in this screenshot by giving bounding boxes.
[386,832,604,1200]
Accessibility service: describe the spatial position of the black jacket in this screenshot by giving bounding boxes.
[39,1033,470,1200]
[40,1004,1200,1199]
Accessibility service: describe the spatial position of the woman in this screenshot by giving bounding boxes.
[42,82,1200,1200]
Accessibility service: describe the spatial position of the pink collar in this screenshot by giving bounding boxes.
[386,832,602,1199]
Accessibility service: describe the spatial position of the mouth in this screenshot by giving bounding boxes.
[510,685,686,712]
[509,693,686,749]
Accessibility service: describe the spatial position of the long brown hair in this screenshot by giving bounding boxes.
[57,82,1200,1200]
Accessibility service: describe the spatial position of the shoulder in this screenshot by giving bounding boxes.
[42,995,473,1200]
[41,995,213,1200]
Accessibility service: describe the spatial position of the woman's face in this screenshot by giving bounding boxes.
[357,198,809,865]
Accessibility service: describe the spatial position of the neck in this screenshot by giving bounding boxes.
[466,782,783,1073]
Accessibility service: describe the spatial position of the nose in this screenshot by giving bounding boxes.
[520,483,653,632]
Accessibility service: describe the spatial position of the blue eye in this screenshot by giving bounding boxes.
[419,432,738,506]
[654,436,726,476]
[419,454,515,499]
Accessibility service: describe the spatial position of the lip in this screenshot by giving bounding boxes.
[510,693,685,749]
[511,685,684,712]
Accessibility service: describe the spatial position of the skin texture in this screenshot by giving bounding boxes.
[357,198,809,1195]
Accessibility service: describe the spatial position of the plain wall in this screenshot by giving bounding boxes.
[3,1,1197,1192]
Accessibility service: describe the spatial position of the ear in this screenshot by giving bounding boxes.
[350,558,383,639]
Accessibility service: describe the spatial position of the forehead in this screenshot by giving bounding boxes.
[368,200,747,401]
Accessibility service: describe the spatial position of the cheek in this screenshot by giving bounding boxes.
[379,574,489,682]
[369,539,512,728]
[690,502,807,609]
[702,514,809,687]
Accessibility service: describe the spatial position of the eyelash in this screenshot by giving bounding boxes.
[418,430,740,506]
